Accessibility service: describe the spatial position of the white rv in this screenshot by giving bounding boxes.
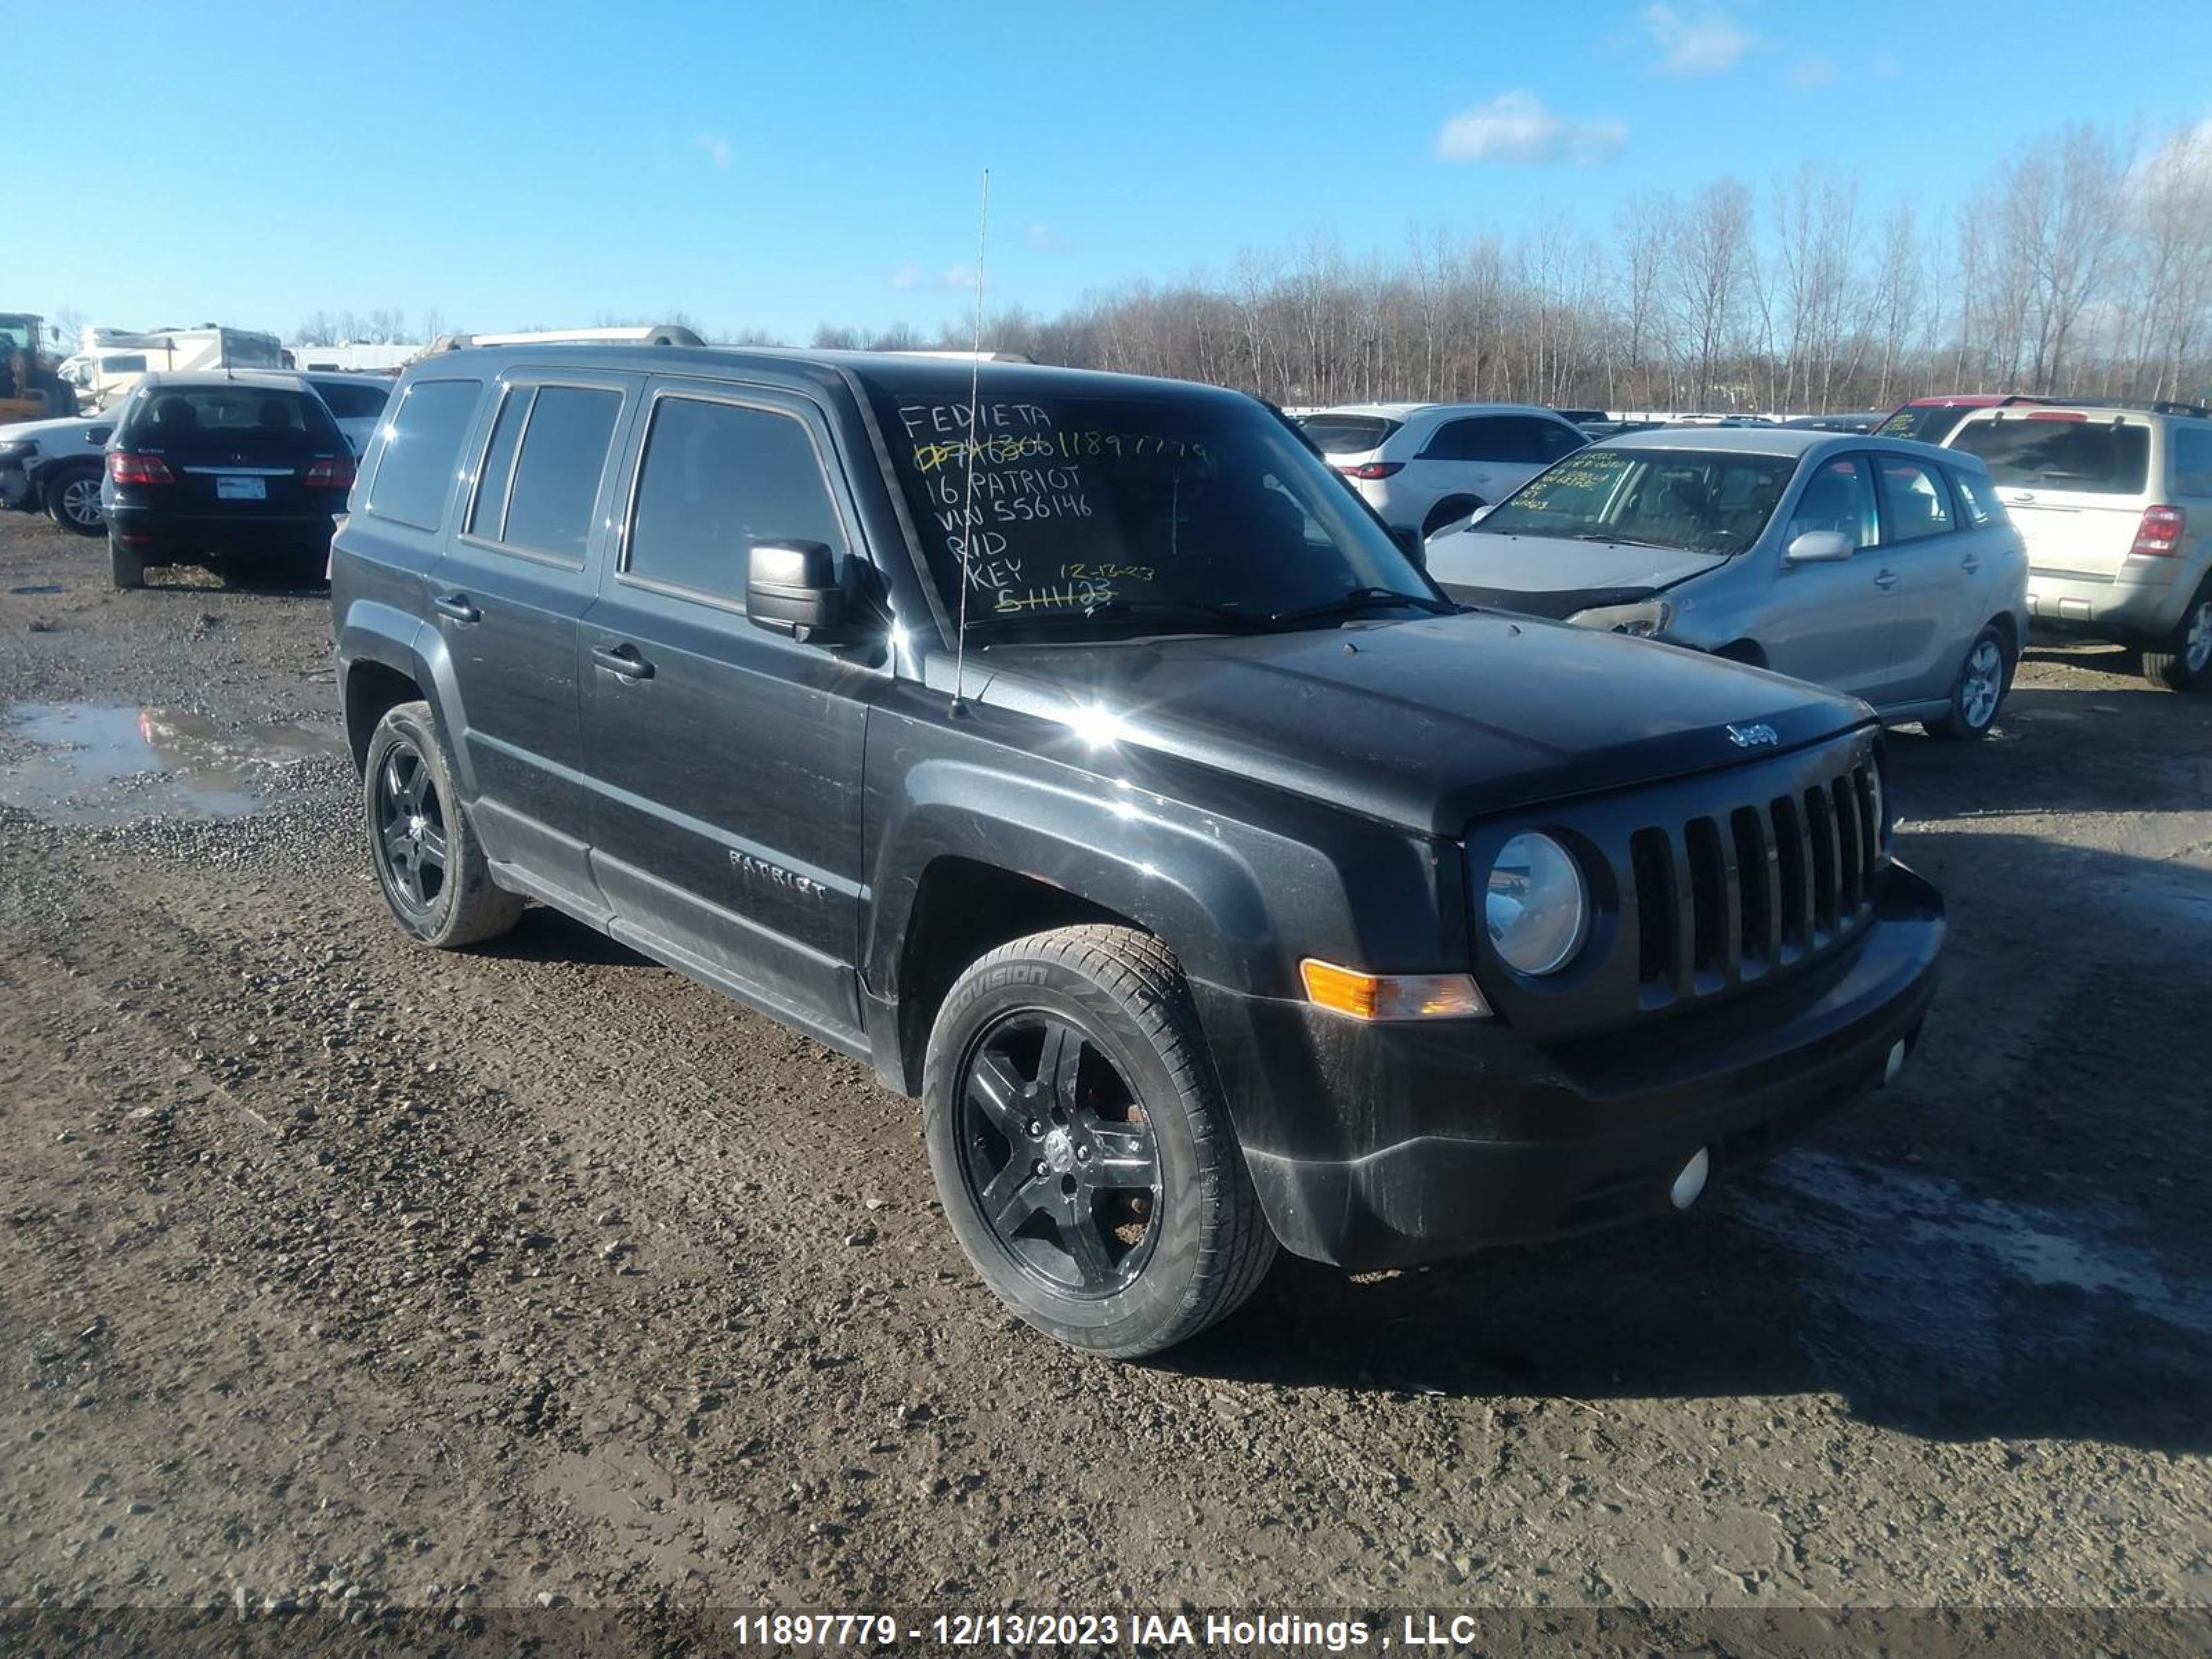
[57,326,285,410]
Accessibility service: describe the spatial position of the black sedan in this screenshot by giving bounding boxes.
[102,371,357,589]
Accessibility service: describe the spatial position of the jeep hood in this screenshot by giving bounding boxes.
[968,612,1869,835]
[1424,530,1723,621]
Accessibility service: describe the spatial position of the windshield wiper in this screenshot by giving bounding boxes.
[1264,586,1458,626]
[1564,532,1685,551]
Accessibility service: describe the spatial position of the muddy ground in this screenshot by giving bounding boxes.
[1,510,2209,1631]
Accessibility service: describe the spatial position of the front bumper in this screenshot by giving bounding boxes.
[1194,863,1944,1268]
[0,461,34,509]
[2027,560,2197,639]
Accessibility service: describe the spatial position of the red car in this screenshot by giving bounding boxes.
[1877,393,2055,445]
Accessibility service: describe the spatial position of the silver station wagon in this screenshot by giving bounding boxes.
[1424,428,2031,740]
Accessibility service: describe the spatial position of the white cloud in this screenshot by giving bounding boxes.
[941,265,984,292]
[1027,223,1071,252]
[1789,55,1837,90]
[693,131,732,169]
[1871,49,1901,79]
[1640,4,1753,76]
[1435,91,1627,167]
[889,263,921,292]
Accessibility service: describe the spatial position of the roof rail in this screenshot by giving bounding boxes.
[424,324,707,354]
[2007,394,2212,418]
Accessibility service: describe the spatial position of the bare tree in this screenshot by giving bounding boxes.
[1669,179,1754,411]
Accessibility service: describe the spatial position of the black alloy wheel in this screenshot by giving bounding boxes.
[955,1011,1162,1295]
[373,738,450,917]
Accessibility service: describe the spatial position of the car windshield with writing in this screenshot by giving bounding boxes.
[1474,447,1797,557]
[868,384,1441,641]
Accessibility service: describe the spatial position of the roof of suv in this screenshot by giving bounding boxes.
[404,344,1252,411]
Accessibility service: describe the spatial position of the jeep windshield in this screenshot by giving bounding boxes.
[1472,447,1797,557]
[866,382,1439,641]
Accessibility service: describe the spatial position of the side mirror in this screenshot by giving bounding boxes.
[1783,529,1855,565]
[747,541,845,639]
[1391,525,1427,567]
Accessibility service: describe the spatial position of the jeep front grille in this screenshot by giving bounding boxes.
[1627,760,1883,1009]
[1464,728,1891,1042]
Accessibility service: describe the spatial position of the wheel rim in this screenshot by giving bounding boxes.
[373,742,449,915]
[1960,639,2004,729]
[2186,600,2212,675]
[955,1011,1162,1297]
[60,476,103,527]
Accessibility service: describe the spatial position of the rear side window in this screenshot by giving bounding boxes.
[1300,415,1401,455]
[625,397,845,606]
[1873,456,1957,543]
[1949,416,2150,496]
[2169,426,2212,496]
[1434,416,1584,464]
[499,386,622,561]
[314,380,391,419]
[367,378,482,530]
[1950,469,2001,527]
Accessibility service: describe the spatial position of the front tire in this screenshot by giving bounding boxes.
[1927,625,2012,740]
[44,468,104,536]
[107,536,144,590]
[362,701,523,948]
[922,926,1276,1358]
[2142,582,2212,692]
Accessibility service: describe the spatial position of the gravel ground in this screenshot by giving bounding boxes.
[1,513,2209,1634]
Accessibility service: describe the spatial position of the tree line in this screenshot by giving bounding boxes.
[830,118,2212,415]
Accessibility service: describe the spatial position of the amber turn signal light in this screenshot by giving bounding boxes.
[1298,959,1489,1021]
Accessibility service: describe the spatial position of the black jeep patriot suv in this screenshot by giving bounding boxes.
[330,346,1944,1357]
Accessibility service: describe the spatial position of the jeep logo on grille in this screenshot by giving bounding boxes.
[1727,722,1780,749]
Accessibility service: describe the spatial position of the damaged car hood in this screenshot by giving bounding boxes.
[1423,530,1725,621]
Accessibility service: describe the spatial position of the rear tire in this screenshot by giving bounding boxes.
[1927,625,2012,740]
[44,468,104,536]
[922,925,1276,1358]
[107,536,144,590]
[2141,583,2212,692]
[363,701,523,949]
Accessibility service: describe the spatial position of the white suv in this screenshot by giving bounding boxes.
[1944,402,2212,690]
[1300,402,1588,540]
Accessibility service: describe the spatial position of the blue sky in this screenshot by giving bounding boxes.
[24,1,2211,344]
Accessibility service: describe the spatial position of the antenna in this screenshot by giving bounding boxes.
[948,167,989,717]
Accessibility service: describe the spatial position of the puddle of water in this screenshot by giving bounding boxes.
[0,702,344,824]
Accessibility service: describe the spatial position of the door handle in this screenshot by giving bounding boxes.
[1872,569,1900,590]
[590,643,654,682]
[432,592,480,624]
[1962,556,1982,574]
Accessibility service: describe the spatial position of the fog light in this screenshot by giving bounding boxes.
[1669,1147,1709,1211]
[1884,1038,1908,1084]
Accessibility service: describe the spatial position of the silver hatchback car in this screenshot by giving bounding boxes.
[1424,429,2030,739]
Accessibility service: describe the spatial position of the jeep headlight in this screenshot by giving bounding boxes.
[1485,832,1588,976]
[1569,597,1674,639]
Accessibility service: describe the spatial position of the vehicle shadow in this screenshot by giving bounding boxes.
[477,903,655,971]
[1168,828,2212,1453]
